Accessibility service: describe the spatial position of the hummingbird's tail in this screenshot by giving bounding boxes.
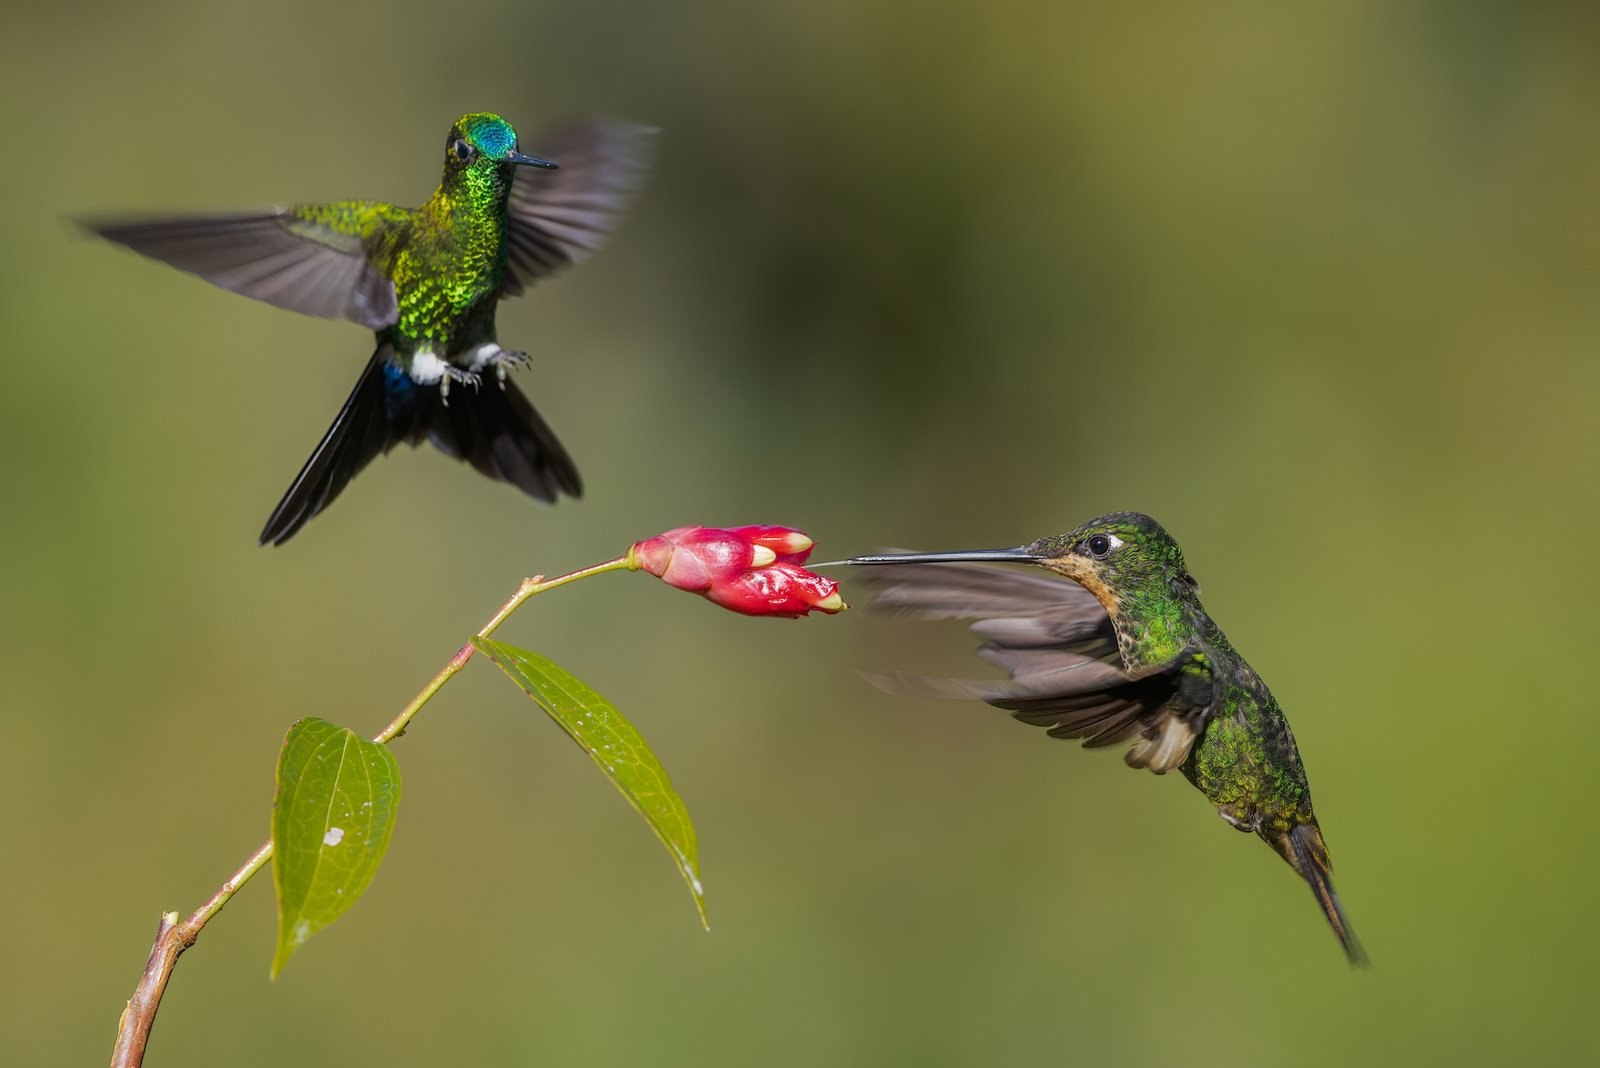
[259,346,580,545]
[1268,822,1368,966]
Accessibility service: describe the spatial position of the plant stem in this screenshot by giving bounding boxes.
[374,556,631,744]
[109,556,634,1068]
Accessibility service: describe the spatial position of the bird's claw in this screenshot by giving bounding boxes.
[489,349,530,387]
[438,366,481,407]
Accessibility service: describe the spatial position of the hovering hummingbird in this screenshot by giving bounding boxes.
[849,511,1365,963]
[89,113,655,545]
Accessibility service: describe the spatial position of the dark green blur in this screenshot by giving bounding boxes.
[3,2,1597,1065]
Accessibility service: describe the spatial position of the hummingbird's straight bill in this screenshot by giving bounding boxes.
[87,113,656,545]
[848,547,1038,565]
[850,512,1366,964]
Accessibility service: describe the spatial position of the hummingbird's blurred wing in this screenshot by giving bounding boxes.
[500,120,658,296]
[87,209,400,329]
[859,561,1212,774]
[864,558,1105,631]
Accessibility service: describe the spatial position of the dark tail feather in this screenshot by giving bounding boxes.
[259,348,398,546]
[1272,822,1368,966]
[423,375,582,504]
[259,348,582,546]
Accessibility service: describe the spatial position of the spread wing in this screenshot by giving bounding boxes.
[858,560,1213,774]
[501,119,658,296]
[86,206,401,329]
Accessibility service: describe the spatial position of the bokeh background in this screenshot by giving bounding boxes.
[4,2,1598,1065]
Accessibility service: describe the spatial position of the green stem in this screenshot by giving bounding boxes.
[109,554,635,1068]
[374,556,632,744]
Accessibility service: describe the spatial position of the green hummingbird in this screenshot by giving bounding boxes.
[849,511,1365,963]
[88,113,655,545]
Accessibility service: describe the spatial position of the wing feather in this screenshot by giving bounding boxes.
[87,208,399,329]
[857,559,1213,774]
[501,119,658,296]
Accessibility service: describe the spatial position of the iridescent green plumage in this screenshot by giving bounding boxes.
[382,114,523,363]
[88,113,656,544]
[850,511,1365,963]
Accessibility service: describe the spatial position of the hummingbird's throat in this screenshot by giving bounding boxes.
[1043,557,1121,620]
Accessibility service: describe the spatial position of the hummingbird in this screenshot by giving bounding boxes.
[849,511,1365,963]
[88,113,655,545]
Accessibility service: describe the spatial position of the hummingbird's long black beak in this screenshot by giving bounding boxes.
[506,151,559,169]
[847,547,1039,566]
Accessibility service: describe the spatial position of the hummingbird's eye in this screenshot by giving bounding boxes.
[450,139,475,162]
[1085,534,1115,559]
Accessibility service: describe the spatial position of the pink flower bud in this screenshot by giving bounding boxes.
[628,525,846,618]
[726,525,815,563]
[704,561,847,617]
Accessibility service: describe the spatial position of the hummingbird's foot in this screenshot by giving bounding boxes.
[469,343,531,387]
[437,365,482,407]
[493,350,530,387]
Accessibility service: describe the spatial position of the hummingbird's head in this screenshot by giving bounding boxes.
[442,113,559,181]
[1024,512,1196,614]
[847,511,1196,621]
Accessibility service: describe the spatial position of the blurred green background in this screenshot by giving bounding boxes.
[4,2,1598,1065]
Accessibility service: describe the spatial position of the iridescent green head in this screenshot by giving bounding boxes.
[1025,512,1196,614]
[441,112,558,183]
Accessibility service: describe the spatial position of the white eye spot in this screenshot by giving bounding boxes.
[1085,532,1119,559]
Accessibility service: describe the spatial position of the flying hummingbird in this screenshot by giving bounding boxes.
[88,113,655,545]
[849,511,1365,963]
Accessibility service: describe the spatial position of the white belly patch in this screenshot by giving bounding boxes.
[468,343,504,372]
[408,348,450,385]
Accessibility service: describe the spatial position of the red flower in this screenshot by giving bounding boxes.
[628,525,846,617]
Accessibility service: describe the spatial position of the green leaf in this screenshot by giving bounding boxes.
[271,717,402,978]
[473,637,707,928]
